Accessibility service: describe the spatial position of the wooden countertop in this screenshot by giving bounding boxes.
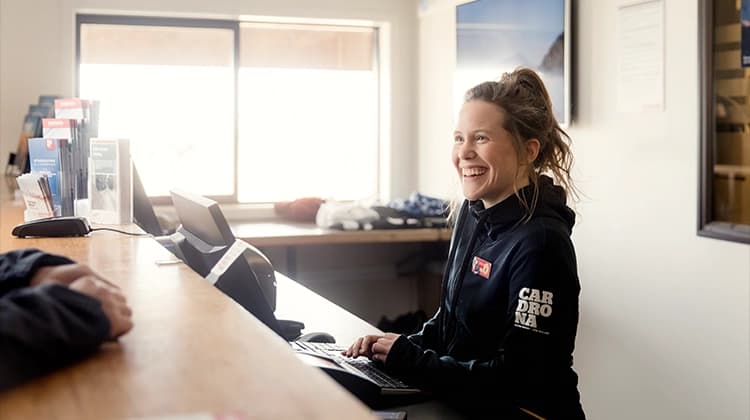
[0,193,375,420]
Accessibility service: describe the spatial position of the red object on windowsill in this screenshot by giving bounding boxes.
[274,197,324,222]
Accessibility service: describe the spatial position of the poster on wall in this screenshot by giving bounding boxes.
[743,0,750,67]
[455,0,570,126]
[615,0,664,112]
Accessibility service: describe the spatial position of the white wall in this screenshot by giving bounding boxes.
[5,0,749,417]
[418,1,750,419]
[0,0,419,200]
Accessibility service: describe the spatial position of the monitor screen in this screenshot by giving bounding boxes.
[170,189,236,276]
[169,189,287,339]
[132,162,164,236]
[170,189,235,247]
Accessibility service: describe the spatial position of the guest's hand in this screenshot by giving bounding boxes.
[30,263,115,288]
[69,276,133,339]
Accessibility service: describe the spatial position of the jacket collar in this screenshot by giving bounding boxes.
[468,194,527,234]
[466,175,573,234]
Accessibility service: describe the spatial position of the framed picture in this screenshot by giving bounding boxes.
[455,0,571,127]
[698,0,750,243]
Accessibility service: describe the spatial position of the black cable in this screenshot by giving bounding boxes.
[90,227,151,237]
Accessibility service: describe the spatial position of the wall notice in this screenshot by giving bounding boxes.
[616,0,664,112]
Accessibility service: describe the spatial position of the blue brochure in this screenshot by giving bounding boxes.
[27,137,73,216]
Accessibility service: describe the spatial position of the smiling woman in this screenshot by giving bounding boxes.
[343,67,585,419]
[455,68,576,219]
[452,100,533,209]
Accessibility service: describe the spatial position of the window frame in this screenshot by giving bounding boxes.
[76,14,239,206]
[75,14,381,207]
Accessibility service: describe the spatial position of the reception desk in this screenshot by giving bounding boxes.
[0,197,377,419]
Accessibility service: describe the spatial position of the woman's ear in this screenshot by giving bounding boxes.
[525,138,540,164]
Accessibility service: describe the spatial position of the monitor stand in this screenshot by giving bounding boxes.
[278,319,305,341]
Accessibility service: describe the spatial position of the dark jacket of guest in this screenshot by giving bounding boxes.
[0,249,109,391]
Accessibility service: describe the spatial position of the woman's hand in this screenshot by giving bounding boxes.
[342,333,402,363]
[69,276,133,339]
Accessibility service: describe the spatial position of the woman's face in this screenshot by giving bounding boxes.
[452,100,529,208]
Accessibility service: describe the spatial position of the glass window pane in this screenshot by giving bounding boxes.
[238,23,379,203]
[79,23,235,197]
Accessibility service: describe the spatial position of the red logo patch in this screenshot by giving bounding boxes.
[471,256,492,279]
[45,139,55,150]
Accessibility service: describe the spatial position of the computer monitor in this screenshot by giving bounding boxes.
[169,189,236,277]
[132,162,164,236]
[169,189,284,333]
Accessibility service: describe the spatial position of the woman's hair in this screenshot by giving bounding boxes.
[453,67,577,221]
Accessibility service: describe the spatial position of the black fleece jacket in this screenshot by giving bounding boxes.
[384,176,585,419]
[0,248,110,391]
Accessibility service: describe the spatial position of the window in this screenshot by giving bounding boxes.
[78,17,236,199]
[237,23,379,202]
[77,15,380,204]
[699,0,750,243]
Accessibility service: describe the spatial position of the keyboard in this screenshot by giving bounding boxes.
[292,341,413,390]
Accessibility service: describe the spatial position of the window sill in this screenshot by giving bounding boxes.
[154,202,280,225]
[220,203,278,221]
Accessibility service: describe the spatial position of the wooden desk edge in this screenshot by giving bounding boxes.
[231,221,452,247]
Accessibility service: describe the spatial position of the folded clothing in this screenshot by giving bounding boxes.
[316,201,448,231]
[315,201,379,230]
[387,192,448,218]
